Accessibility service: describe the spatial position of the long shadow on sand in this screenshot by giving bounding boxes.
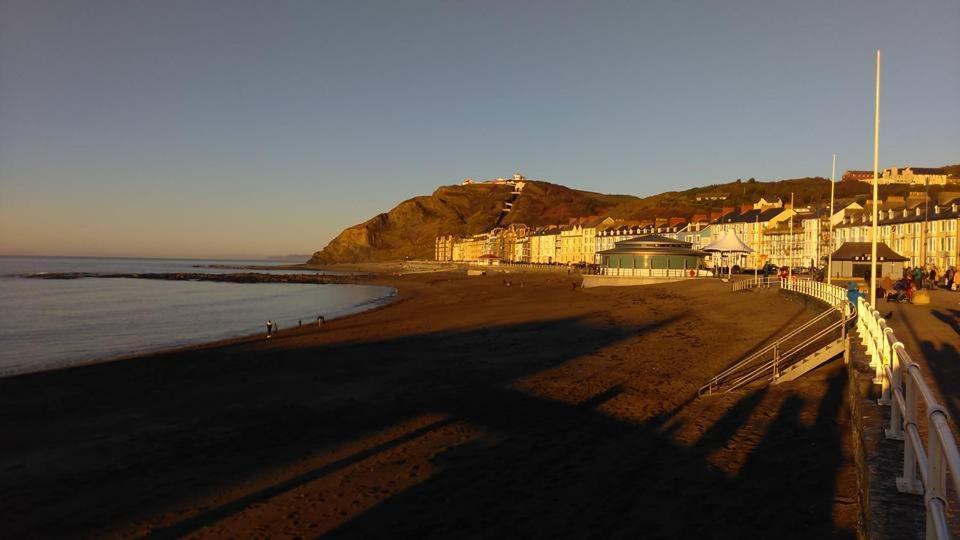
[321,368,849,539]
[0,312,850,539]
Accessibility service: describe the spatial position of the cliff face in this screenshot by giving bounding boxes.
[309,181,638,264]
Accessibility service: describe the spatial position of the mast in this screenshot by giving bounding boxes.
[870,50,881,306]
[755,213,759,283]
[828,153,836,285]
[788,192,794,279]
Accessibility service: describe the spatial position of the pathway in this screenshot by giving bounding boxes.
[872,289,960,430]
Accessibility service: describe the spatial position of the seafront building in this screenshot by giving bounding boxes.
[435,193,960,272]
[834,197,960,268]
[842,166,955,185]
[529,228,561,264]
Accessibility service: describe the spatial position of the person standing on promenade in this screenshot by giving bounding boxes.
[266,320,273,338]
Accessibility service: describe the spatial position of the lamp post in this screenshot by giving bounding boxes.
[870,50,881,306]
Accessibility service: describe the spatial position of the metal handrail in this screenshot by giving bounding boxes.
[699,278,852,395]
[699,303,843,395]
[857,294,960,539]
[724,315,849,393]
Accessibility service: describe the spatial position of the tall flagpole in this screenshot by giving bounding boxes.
[870,50,881,306]
[788,192,794,279]
[828,153,836,285]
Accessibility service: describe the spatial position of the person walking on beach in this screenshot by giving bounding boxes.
[266,320,273,338]
[317,315,325,328]
[298,319,302,328]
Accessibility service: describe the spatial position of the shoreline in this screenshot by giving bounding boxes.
[18,271,375,284]
[0,275,401,380]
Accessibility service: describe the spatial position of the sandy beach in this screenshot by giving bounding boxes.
[0,271,859,538]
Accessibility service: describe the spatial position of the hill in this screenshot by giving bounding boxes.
[309,167,959,264]
[309,181,639,264]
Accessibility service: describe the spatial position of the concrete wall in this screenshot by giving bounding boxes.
[581,275,708,288]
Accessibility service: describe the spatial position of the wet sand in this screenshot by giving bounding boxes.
[0,272,859,538]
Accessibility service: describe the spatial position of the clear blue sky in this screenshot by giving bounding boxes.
[1,0,958,258]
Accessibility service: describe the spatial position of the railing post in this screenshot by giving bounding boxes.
[773,343,780,380]
[871,313,884,384]
[897,372,924,494]
[926,407,948,540]
[886,342,905,440]
[878,327,895,405]
[857,297,869,345]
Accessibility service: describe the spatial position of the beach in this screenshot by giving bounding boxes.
[0,271,859,538]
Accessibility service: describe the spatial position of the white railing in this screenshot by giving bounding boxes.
[731,276,783,291]
[601,267,712,278]
[858,295,960,540]
[781,278,849,312]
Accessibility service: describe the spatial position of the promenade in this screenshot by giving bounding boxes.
[874,290,960,432]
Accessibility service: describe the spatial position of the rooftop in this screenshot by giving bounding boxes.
[831,242,908,262]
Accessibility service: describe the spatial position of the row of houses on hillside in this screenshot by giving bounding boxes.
[841,166,956,185]
[436,193,960,271]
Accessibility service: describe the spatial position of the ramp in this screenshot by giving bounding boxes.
[699,300,852,395]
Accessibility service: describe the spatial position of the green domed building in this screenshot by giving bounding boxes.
[598,235,708,273]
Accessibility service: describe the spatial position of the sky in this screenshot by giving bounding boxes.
[1,0,958,258]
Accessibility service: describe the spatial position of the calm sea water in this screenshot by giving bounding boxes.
[0,256,395,376]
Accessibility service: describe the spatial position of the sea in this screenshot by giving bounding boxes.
[0,256,396,377]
